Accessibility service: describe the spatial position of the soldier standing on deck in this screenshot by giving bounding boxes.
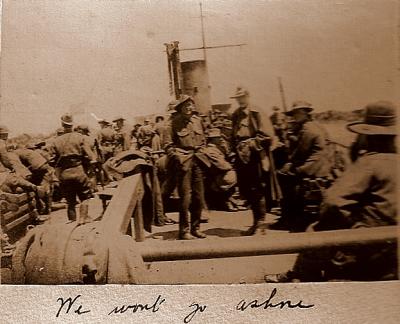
[137,118,155,148]
[164,95,208,240]
[97,119,116,162]
[230,87,278,236]
[113,116,131,153]
[49,114,97,221]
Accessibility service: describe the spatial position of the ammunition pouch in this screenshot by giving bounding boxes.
[300,177,333,217]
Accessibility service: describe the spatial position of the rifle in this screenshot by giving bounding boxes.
[277,77,290,149]
[93,139,105,189]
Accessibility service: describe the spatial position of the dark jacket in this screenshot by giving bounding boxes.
[289,120,333,177]
[231,105,274,142]
[164,113,209,170]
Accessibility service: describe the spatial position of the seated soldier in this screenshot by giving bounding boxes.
[273,101,398,282]
[203,128,240,212]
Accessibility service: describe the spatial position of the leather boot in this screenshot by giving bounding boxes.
[179,232,195,240]
[242,223,266,236]
[191,230,207,239]
[67,207,77,222]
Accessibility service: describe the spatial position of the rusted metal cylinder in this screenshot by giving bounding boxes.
[181,60,211,113]
[141,226,398,262]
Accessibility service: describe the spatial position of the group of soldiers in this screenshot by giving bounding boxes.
[1,87,397,249]
[154,87,397,243]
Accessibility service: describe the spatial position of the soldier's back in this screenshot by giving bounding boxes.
[98,127,116,142]
[53,132,85,157]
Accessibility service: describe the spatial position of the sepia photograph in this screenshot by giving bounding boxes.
[0,0,398,287]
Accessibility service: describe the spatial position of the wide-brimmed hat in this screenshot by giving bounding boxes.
[272,106,280,111]
[0,124,9,134]
[174,95,194,112]
[230,86,249,99]
[347,101,397,135]
[76,124,90,133]
[112,116,125,122]
[61,113,73,126]
[167,99,179,113]
[206,128,222,138]
[98,119,111,125]
[285,100,314,116]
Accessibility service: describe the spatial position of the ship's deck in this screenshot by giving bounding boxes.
[44,198,298,284]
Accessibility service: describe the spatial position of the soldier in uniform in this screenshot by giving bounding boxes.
[75,124,102,190]
[97,119,116,162]
[164,95,208,240]
[230,87,277,236]
[269,106,286,142]
[113,116,131,153]
[275,100,333,231]
[203,128,238,212]
[0,125,32,180]
[16,144,55,214]
[137,118,155,148]
[49,114,97,221]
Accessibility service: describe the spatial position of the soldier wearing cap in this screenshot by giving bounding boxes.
[274,100,333,231]
[230,86,277,236]
[203,128,239,212]
[48,113,97,221]
[154,100,182,225]
[97,119,117,161]
[164,95,208,240]
[113,116,131,154]
[270,106,286,142]
[137,117,155,148]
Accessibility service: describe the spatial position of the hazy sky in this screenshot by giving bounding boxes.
[1,0,398,136]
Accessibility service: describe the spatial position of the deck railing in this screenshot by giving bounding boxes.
[100,174,398,263]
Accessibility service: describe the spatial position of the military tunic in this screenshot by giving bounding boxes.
[164,113,208,236]
[49,131,96,221]
[114,124,131,153]
[97,127,117,161]
[316,152,397,230]
[231,105,276,229]
[16,148,55,214]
